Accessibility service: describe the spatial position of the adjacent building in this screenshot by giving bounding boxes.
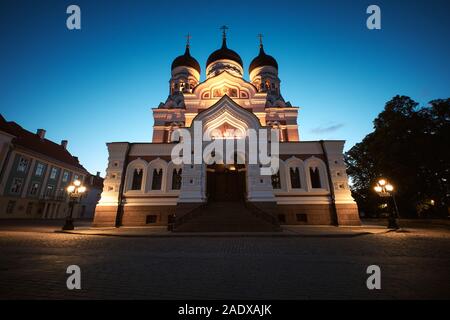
[0,115,99,219]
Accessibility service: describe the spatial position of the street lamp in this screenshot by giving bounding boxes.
[374,178,400,229]
[62,179,86,230]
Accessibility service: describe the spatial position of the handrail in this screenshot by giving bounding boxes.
[173,203,206,230]
[244,201,280,228]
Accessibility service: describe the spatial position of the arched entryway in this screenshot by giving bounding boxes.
[207,163,246,202]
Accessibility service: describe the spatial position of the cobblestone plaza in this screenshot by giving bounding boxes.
[1,221,449,300]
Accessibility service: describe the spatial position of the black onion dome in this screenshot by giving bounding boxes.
[249,45,278,73]
[206,38,243,67]
[171,45,201,73]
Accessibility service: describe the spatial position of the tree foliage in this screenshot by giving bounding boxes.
[345,96,450,218]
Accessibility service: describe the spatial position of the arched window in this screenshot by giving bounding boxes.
[172,168,182,190]
[131,169,143,190]
[290,167,301,189]
[271,171,281,189]
[310,167,322,188]
[151,169,163,190]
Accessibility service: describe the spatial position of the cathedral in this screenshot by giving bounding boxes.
[93,29,360,231]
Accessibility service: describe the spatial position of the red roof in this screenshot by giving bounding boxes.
[0,114,87,172]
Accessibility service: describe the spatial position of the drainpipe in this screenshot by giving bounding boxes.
[320,140,339,226]
[115,143,131,228]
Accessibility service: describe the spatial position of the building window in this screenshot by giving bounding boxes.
[6,201,16,214]
[62,171,70,182]
[289,167,301,189]
[45,185,55,197]
[146,215,157,224]
[131,169,143,190]
[296,213,307,222]
[17,157,28,172]
[50,168,58,180]
[26,202,33,215]
[35,163,45,176]
[271,171,281,189]
[171,168,182,190]
[73,174,79,182]
[151,169,163,190]
[30,182,40,196]
[310,167,322,189]
[10,178,23,194]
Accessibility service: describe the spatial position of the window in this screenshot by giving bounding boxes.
[289,167,301,189]
[296,214,307,222]
[171,168,182,190]
[73,174,79,182]
[310,167,322,189]
[29,182,40,196]
[151,169,163,190]
[62,171,70,182]
[6,201,16,214]
[277,214,286,224]
[50,168,58,180]
[17,157,28,172]
[146,215,157,224]
[10,178,23,194]
[271,171,281,189]
[35,163,45,176]
[26,202,33,215]
[131,169,143,190]
[45,185,54,197]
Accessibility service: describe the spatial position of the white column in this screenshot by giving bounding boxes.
[246,164,276,202]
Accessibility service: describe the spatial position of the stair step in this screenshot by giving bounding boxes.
[175,201,279,232]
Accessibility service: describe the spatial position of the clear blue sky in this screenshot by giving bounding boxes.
[1,0,449,175]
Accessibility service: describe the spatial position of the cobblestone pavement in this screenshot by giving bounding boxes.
[0,223,449,300]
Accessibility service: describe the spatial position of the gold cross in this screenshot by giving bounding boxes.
[257,33,264,46]
[220,25,229,38]
[185,33,192,46]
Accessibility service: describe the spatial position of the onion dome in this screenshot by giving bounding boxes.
[206,28,243,68]
[171,44,201,74]
[249,40,278,73]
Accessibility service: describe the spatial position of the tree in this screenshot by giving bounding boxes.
[345,96,450,218]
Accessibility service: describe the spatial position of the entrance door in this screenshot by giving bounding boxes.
[207,164,245,202]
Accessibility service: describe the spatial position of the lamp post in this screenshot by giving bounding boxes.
[62,179,86,230]
[374,178,399,229]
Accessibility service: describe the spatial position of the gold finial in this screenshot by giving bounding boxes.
[220,25,229,40]
[185,33,192,47]
[257,33,264,47]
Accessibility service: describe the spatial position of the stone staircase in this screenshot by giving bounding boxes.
[174,201,280,232]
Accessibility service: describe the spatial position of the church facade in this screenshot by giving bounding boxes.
[93,31,360,230]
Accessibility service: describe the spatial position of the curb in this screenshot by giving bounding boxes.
[54,230,376,238]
